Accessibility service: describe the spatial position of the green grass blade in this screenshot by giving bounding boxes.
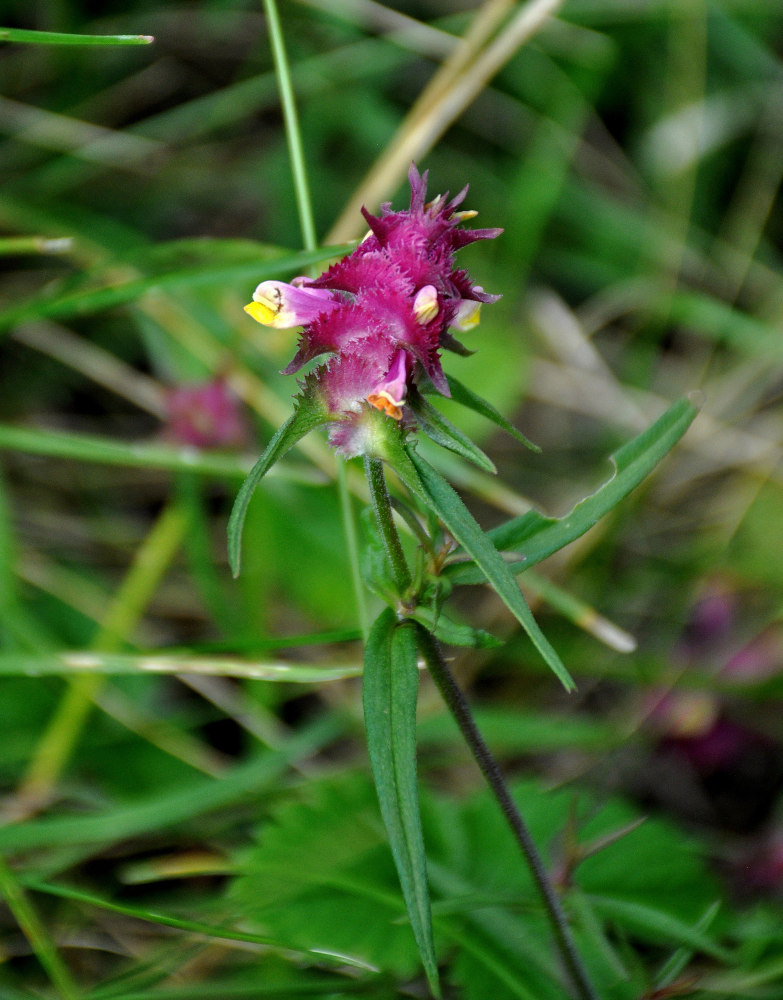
[0,650,361,682]
[0,27,153,46]
[0,717,338,855]
[22,879,372,968]
[263,0,317,253]
[0,855,79,1000]
[363,610,440,997]
[0,235,73,255]
[0,423,262,480]
[587,894,732,963]
[449,396,699,585]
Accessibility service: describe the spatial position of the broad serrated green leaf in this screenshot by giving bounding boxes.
[230,773,427,981]
[228,396,328,577]
[408,388,497,474]
[363,610,440,997]
[448,396,698,585]
[382,440,574,691]
[427,373,540,452]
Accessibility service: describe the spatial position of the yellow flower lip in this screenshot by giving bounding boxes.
[244,300,277,325]
[451,300,481,331]
[244,279,339,329]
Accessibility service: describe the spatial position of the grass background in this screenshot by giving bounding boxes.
[1,1,783,997]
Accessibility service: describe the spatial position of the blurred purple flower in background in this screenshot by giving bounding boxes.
[165,377,247,450]
[642,582,783,839]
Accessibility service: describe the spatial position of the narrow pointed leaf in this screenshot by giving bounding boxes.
[409,607,502,649]
[382,438,574,691]
[425,373,540,452]
[408,388,497,474]
[363,610,440,997]
[448,397,698,585]
[228,397,327,576]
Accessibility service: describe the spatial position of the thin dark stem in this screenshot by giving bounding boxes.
[416,626,599,1000]
[364,457,411,594]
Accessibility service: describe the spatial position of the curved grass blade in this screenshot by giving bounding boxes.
[408,388,497,474]
[449,396,698,585]
[228,396,328,577]
[383,438,574,691]
[22,879,373,969]
[363,610,440,997]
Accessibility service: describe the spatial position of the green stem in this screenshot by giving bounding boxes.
[263,0,368,636]
[262,0,317,253]
[416,626,599,1000]
[364,457,411,595]
[364,451,596,996]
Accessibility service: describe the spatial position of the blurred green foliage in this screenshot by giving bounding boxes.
[1,1,783,997]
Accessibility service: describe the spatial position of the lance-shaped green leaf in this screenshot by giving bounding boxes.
[228,394,328,577]
[409,606,502,650]
[448,396,699,586]
[380,435,574,691]
[424,372,540,452]
[407,387,497,474]
[363,610,440,998]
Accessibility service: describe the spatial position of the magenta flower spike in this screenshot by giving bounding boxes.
[243,163,501,458]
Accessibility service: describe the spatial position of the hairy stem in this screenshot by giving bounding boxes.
[364,456,411,595]
[416,626,599,1000]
